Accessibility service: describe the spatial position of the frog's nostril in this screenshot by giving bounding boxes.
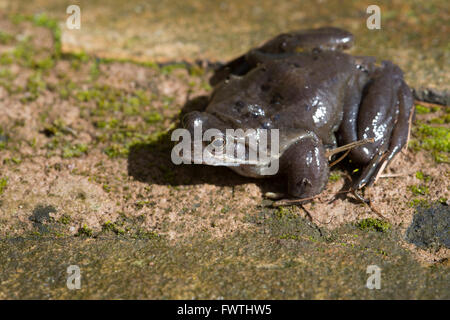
[294,178,314,196]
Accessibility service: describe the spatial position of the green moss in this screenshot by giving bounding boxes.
[42,119,73,137]
[279,233,301,240]
[408,198,431,208]
[415,171,431,182]
[95,119,119,129]
[201,82,212,91]
[133,229,161,240]
[135,200,152,210]
[0,31,13,44]
[429,114,450,124]
[62,143,88,158]
[0,69,12,79]
[44,137,60,152]
[103,221,125,235]
[0,127,6,150]
[33,57,54,70]
[3,14,61,71]
[76,224,94,237]
[90,59,101,80]
[0,53,13,65]
[103,128,168,159]
[10,13,27,24]
[221,205,231,214]
[31,13,61,57]
[12,40,34,66]
[104,144,129,158]
[3,157,22,165]
[65,50,89,63]
[160,63,187,75]
[409,124,450,163]
[416,125,449,152]
[58,214,72,225]
[357,218,391,233]
[409,184,429,196]
[0,177,8,195]
[98,56,158,70]
[415,104,431,114]
[22,72,46,102]
[58,87,70,99]
[189,65,205,77]
[145,112,163,123]
[274,206,297,220]
[138,61,159,69]
[329,172,341,182]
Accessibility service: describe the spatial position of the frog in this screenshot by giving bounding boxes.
[181,27,414,199]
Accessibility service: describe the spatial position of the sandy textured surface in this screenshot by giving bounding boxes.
[0,4,448,299]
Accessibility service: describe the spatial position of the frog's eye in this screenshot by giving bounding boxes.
[212,137,226,149]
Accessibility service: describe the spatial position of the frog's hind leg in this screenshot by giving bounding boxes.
[353,80,414,189]
[345,62,414,190]
[210,27,354,85]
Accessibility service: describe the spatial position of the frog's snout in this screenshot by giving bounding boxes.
[282,134,329,199]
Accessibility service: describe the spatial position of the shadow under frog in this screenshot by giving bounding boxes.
[127,95,282,194]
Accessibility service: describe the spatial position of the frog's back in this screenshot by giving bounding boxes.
[208,51,357,146]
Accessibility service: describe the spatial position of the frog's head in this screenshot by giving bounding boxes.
[182,111,276,174]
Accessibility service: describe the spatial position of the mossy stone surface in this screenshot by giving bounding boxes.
[5,0,449,104]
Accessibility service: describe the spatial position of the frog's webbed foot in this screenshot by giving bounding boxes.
[340,61,414,190]
[210,27,354,85]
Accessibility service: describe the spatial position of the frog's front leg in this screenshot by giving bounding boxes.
[340,61,414,189]
[210,27,354,85]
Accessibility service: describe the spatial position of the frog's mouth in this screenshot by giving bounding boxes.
[181,111,281,173]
